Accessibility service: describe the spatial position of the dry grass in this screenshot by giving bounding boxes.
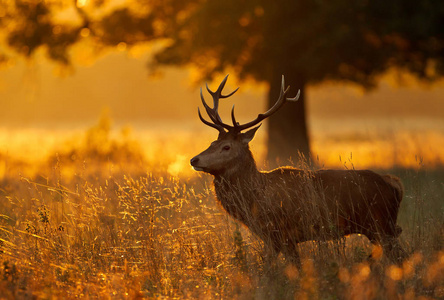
[0,116,443,299]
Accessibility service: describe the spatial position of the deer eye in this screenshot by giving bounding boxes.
[222,145,231,151]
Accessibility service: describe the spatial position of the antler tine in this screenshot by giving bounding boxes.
[205,83,218,110]
[287,89,301,102]
[205,75,227,112]
[234,75,298,132]
[220,86,240,98]
[197,107,225,133]
[200,87,212,111]
[205,75,227,95]
[200,87,221,124]
[230,105,239,127]
[206,75,238,96]
[205,75,240,106]
[198,74,239,132]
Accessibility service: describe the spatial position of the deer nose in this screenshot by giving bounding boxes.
[190,156,199,166]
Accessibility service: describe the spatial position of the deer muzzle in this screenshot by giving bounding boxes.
[190,156,204,171]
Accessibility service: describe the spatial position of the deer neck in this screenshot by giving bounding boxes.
[213,149,263,224]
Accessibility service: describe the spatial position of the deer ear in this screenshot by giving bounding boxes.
[240,124,261,144]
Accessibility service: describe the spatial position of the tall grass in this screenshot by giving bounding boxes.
[0,117,443,299]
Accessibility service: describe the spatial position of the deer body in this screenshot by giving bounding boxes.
[215,166,403,256]
[191,75,405,262]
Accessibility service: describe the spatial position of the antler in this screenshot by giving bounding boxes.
[231,76,300,132]
[198,75,239,133]
[198,75,300,134]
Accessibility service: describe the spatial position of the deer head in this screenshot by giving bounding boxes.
[190,75,300,176]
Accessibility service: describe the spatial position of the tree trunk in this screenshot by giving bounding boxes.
[266,72,310,167]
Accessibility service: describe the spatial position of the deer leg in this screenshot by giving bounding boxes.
[280,239,302,268]
[335,236,347,259]
[262,240,280,274]
[362,231,383,262]
[284,251,301,268]
[380,235,407,264]
[365,231,407,264]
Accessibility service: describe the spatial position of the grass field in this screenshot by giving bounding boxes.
[0,116,443,299]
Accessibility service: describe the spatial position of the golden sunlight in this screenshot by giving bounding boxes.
[1,2,443,299]
[76,0,88,8]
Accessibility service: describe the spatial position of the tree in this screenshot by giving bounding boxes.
[1,0,443,165]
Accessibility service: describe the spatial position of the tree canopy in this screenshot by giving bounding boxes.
[1,0,443,162]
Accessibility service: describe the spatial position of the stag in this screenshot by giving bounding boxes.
[190,75,405,263]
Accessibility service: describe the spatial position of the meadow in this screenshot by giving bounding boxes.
[0,115,443,299]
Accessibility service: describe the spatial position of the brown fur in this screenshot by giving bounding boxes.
[191,75,405,262]
[191,134,406,262]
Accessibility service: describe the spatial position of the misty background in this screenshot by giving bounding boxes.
[1,51,443,127]
[0,0,443,169]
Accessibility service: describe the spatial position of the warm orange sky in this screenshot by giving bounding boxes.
[0,49,443,170]
[0,49,443,129]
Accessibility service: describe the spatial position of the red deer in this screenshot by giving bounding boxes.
[190,75,405,263]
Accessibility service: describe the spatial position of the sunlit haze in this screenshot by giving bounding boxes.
[1,50,443,171]
[1,2,443,298]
